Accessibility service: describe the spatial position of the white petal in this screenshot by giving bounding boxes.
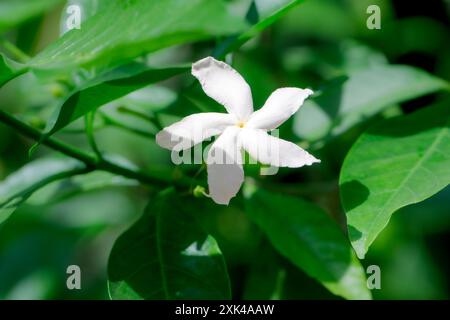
[246,88,313,130]
[206,127,244,205]
[192,56,253,120]
[156,113,236,151]
[239,128,320,168]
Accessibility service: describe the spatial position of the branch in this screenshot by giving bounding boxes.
[0,109,197,189]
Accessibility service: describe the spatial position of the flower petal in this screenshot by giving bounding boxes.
[192,56,253,120]
[206,127,244,205]
[156,113,236,151]
[246,88,313,130]
[240,128,320,167]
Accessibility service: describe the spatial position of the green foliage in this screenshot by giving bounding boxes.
[0,0,449,301]
[0,53,26,87]
[294,65,448,143]
[244,186,371,300]
[30,0,246,76]
[46,64,189,136]
[0,0,63,33]
[108,189,231,299]
[340,101,450,258]
[0,157,86,224]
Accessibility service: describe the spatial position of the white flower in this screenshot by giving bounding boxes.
[156,57,320,205]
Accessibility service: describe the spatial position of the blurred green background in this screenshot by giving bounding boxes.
[0,0,449,299]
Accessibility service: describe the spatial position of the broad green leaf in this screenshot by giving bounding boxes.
[0,157,86,225]
[108,189,231,300]
[0,53,27,87]
[244,186,371,300]
[45,64,189,135]
[165,1,306,117]
[30,0,246,75]
[59,0,109,35]
[0,0,63,33]
[340,101,450,259]
[294,65,449,143]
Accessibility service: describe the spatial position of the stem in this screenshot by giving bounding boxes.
[100,112,156,139]
[0,167,91,208]
[0,109,196,188]
[0,39,30,63]
[85,111,103,159]
[117,106,163,130]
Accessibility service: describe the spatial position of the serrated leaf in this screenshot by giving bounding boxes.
[244,186,371,300]
[294,65,449,142]
[108,189,231,300]
[0,157,86,225]
[340,101,450,258]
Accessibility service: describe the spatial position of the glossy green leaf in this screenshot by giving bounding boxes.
[0,157,86,225]
[108,189,231,300]
[0,0,63,33]
[0,53,27,87]
[244,186,371,300]
[340,101,450,259]
[59,0,109,35]
[294,65,449,142]
[45,64,189,135]
[30,0,246,75]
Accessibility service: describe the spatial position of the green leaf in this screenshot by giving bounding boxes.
[0,157,86,225]
[0,53,27,87]
[29,0,246,75]
[294,65,449,143]
[244,185,371,300]
[108,189,231,300]
[0,0,63,33]
[27,171,138,206]
[45,64,189,135]
[340,101,450,259]
[59,0,109,35]
[215,0,305,56]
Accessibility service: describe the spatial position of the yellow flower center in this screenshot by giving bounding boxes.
[237,121,246,128]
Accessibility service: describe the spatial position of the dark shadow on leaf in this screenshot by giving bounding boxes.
[347,225,363,242]
[340,180,370,212]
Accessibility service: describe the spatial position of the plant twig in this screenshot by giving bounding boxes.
[0,108,197,189]
[117,106,163,130]
[85,111,103,160]
[100,112,156,139]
